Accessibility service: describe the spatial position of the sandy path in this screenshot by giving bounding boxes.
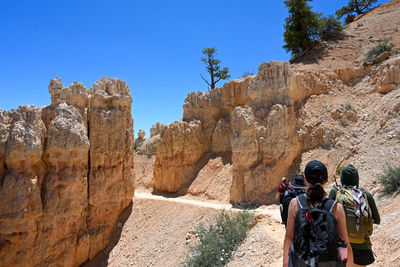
[135,191,282,220]
[84,191,285,267]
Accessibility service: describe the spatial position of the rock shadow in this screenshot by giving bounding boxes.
[80,201,133,267]
[151,151,232,198]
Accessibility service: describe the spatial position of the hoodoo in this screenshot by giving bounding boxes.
[0,77,134,266]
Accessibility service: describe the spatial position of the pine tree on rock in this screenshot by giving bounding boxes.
[201,47,231,90]
[283,0,321,56]
[336,0,378,19]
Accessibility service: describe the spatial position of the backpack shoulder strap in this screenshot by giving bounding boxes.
[322,198,337,213]
[296,194,309,209]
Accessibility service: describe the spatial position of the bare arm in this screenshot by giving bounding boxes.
[283,198,298,267]
[333,203,354,267]
[366,191,380,224]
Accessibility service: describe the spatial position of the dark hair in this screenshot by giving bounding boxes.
[304,161,328,207]
[304,160,328,184]
[306,183,326,208]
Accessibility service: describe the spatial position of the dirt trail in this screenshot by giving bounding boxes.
[85,190,285,267]
[84,188,400,267]
[134,191,281,221]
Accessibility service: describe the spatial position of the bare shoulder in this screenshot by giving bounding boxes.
[288,197,300,213]
[331,202,345,220]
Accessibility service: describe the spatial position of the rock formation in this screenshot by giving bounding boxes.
[150,122,166,137]
[0,77,134,266]
[154,120,209,193]
[154,55,400,203]
[134,129,146,150]
[135,123,165,191]
[136,123,165,157]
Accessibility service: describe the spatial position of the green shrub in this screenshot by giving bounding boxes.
[319,15,344,40]
[134,142,144,150]
[342,101,355,111]
[363,38,395,64]
[185,211,254,267]
[241,71,254,78]
[378,162,400,195]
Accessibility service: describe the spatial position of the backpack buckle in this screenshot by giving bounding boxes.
[306,212,312,222]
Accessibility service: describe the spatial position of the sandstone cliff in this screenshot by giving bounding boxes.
[153,62,332,203]
[0,77,134,266]
[154,25,400,204]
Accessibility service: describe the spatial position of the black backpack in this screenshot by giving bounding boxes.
[289,194,347,267]
[280,184,289,203]
[281,191,305,227]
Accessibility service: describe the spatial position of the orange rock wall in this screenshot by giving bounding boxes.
[0,77,134,266]
[154,59,400,204]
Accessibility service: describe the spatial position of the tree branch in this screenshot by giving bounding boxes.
[200,74,211,86]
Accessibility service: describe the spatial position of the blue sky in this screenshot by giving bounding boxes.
[0,0,387,137]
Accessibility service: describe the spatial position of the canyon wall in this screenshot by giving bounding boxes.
[0,77,134,266]
[153,58,400,204]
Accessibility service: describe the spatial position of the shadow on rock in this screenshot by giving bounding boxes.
[80,201,133,267]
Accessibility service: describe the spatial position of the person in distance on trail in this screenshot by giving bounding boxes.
[281,174,307,227]
[283,160,353,267]
[329,164,380,267]
[276,177,292,204]
[276,177,292,224]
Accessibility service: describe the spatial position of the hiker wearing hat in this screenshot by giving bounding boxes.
[329,164,380,267]
[283,160,353,267]
[280,174,307,227]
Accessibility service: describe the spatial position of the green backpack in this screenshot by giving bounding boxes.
[335,186,374,244]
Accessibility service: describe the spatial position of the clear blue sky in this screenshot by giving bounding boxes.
[0,0,387,137]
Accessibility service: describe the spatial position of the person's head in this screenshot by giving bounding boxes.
[305,160,328,185]
[289,175,307,191]
[340,164,359,186]
[304,160,328,206]
[282,177,288,184]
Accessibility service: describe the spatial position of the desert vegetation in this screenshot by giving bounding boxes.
[283,0,343,56]
[336,0,378,20]
[200,47,231,90]
[378,162,400,195]
[364,38,395,64]
[185,211,254,267]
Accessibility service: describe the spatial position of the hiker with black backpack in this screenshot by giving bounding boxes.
[276,177,292,204]
[329,164,380,267]
[281,174,307,227]
[283,160,353,267]
[276,177,292,224]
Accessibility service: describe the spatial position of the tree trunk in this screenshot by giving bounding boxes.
[209,60,215,90]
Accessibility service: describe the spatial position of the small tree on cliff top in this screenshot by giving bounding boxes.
[201,47,231,90]
[336,0,378,19]
[283,0,321,56]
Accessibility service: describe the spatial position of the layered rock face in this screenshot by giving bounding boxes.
[154,62,313,202]
[0,77,134,266]
[154,58,400,203]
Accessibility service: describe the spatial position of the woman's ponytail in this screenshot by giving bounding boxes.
[306,183,326,208]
